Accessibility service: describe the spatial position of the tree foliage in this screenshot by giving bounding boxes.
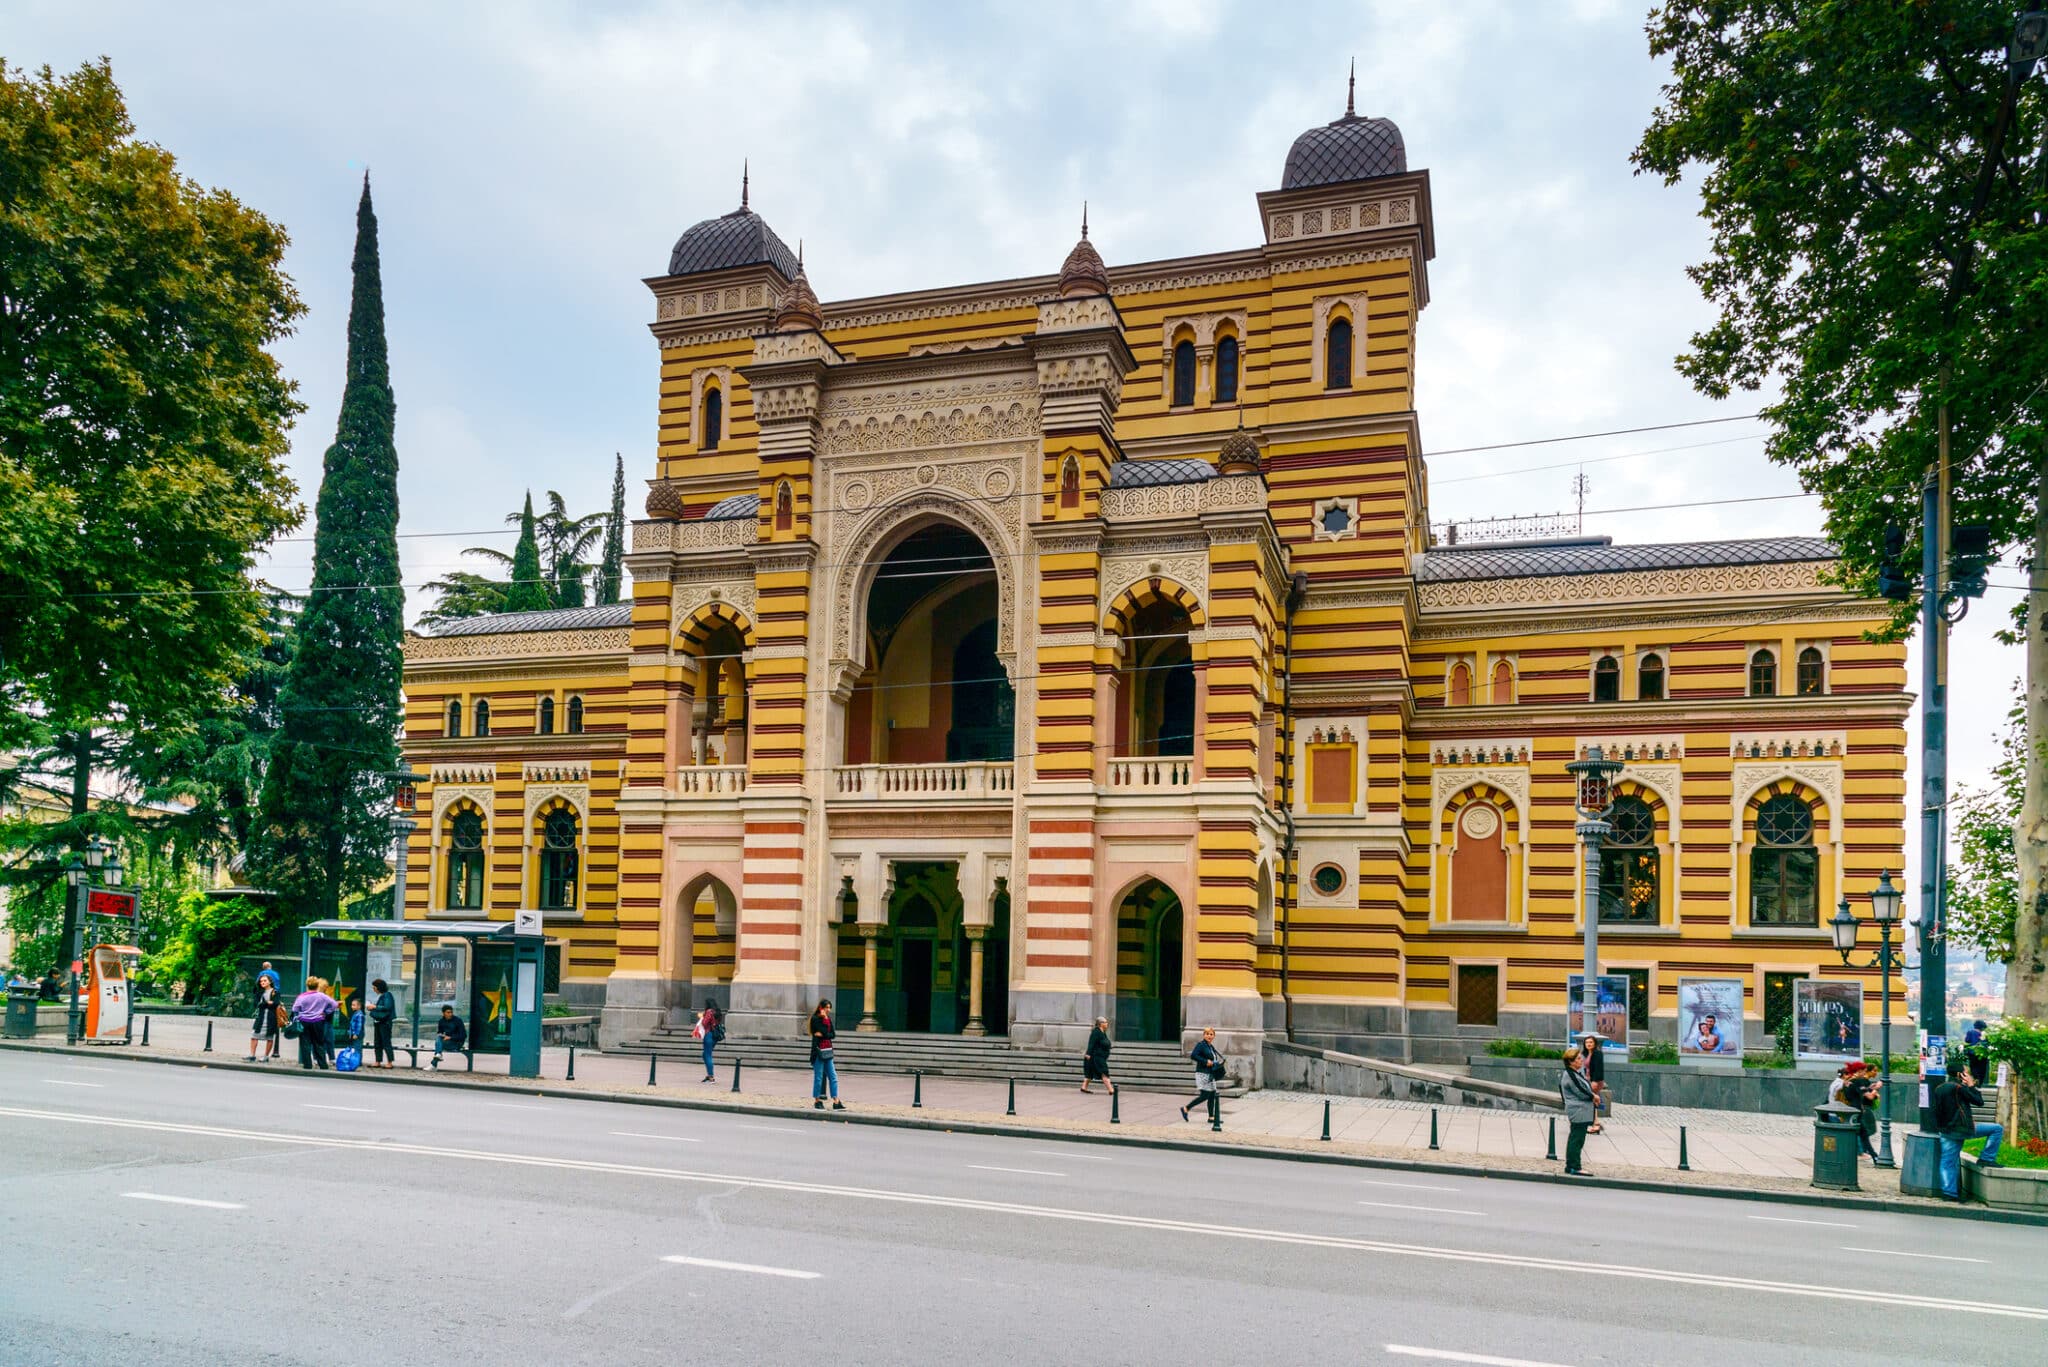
[146,889,277,1006]
[249,178,402,921]
[1951,698,2026,962]
[418,487,608,627]
[1634,2,2047,613]
[504,491,549,612]
[600,453,626,605]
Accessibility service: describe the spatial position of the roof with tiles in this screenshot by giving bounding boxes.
[1109,457,1216,488]
[1416,535,1836,583]
[420,604,634,637]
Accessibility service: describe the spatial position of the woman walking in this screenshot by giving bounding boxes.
[695,999,724,1083]
[1179,1026,1225,1122]
[1842,1062,1882,1160]
[1081,1016,1115,1095]
[292,976,339,1071]
[1559,1043,1596,1175]
[809,999,844,1110]
[246,973,281,1062]
[367,978,398,1069]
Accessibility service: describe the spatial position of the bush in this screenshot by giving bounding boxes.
[1985,1017,2048,1144]
[1635,1039,1679,1065]
[1485,1037,1564,1060]
[147,892,278,1003]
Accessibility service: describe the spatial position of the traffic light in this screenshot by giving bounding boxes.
[1875,526,1915,602]
[1949,523,1993,600]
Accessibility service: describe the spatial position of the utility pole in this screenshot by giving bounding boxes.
[1902,469,1950,1197]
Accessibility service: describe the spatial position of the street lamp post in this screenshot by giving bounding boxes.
[61,834,119,1046]
[1830,869,1906,1168]
[1565,746,1624,1044]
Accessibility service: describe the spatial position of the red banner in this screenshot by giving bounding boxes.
[87,888,137,919]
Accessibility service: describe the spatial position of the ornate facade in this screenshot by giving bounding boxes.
[400,96,1908,1076]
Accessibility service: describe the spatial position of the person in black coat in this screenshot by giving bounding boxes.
[1082,1016,1115,1095]
[1180,1027,1225,1122]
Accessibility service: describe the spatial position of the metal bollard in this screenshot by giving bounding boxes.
[731,1056,743,1093]
[912,1069,923,1109]
[465,1048,474,1073]
[565,1044,576,1082]
[1678,1124,1690,1172]
[1006,1077,1016,1117]
[1209,1090,1222,1133]
[1429,1108,1439,1151]
[203,1020,213,1053]
[124,1011,132,1044]
[1111,1088,1120,1125]
[1322,1098,1332,1142]
[647,1052,658,1087]
[140,1015,150,1047]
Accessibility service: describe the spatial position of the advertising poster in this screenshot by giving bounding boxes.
[469,941,514,1055]
[1794,980,1863,1062]
[1677,978,1745,1059]
[1565,974,1630,1051]
[421,946,465,1009]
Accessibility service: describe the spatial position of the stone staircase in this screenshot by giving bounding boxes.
[618,1027,1236,1095]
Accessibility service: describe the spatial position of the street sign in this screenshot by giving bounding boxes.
[513,907,543,937]
[87,888,137,919]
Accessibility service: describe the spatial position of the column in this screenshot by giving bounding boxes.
[963,926,988,1036]
[858,924,881,1032]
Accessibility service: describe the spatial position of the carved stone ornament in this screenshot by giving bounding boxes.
[752,381,821,426]
[428,764,494,785]
[672,578,758,636]
[1730,761,1845,826]
[1459,804,1500,840]
[1038,295,1119,333]
[1429,739,1533,766]
[1612,761,1684,841]
[645,480,686,519]
[831,487,1019,665]
[523,782,590,826]
[1431,767,1530,830]
[1418,561,1831,611]
[431,784,495,838]
[405,629,629,662]
[1101,550,1209,623]
[674,517,759,552]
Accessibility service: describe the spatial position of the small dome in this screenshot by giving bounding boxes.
[1216,427,1262,475]
[1057,205,1110,297]
[702,492,761,521]
[645,480,685,519]
[667,168,798,278]
[772,255,824,331]
[1282,72,1407,189]
[1109,458,1215,489]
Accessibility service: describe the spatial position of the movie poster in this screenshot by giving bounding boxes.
[1677,978,1745,1058]
[1794,980,1863,1063]
[1565,974,1630,1050]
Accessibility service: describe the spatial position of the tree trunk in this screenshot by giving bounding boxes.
[2012,455,2048,1021]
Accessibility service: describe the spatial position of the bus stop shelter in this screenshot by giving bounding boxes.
[297,919,524,1054]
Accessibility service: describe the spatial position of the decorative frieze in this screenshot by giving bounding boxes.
[1575,736,1685,763]
[1730,732,1848,760]
[1418,561,1832,611]
[1430,739,1533,767]
[673,518,759,552]
[404,628,630,663]
[523,762,592,784]
[428,765,494,786]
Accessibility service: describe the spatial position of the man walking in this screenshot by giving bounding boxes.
[1933,1061,2004,1201]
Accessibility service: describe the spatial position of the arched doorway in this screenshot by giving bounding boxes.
[879,862,964,1033]
[683,619,748,766]
[1114,879,1185,1041]
[676,873,737,1008]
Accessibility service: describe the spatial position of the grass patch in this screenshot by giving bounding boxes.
[1484,1037,1564,1061]
[1967,1135,2048,1170]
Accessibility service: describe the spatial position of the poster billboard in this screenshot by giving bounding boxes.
[1794,980,1863,1063]
[1677,978,1745,1058]
[1565,974,1630,1051]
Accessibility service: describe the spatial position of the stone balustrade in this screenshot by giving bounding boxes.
[830,761,1015,800]
[1105,756,1194,790]
[675,764,748,797]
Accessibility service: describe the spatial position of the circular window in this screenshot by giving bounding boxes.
[1311,863,1346,896]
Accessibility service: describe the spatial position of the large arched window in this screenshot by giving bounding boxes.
[1491,659,1514,704]
[537,696,555,736]
[1796,646,1826,695]
[1751,794,1818,926]
[1171,339,1197,407]
[1598,795,1659,924]
[445,808,485,910]
[1592,656,1620,703]
[1749,649,1777,697]
[701,385,723,451]
[473,699,492,737]
[1214,335,1240,404]
[566,696,584,734]
[537,806,580,911]
[1447,662,1472,707]
[1326,316,1353,391]
[446,699,462,738]
[1638,652,1666,701]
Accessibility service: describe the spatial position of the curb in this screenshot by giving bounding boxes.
[5,1039,2040,1227]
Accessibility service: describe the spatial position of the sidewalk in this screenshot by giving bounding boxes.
[12,1013,2005,1220]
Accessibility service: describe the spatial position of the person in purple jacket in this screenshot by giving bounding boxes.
[291,977,338,1070]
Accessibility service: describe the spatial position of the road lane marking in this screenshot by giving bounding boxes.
[301,1103,373,1113]
[1747,1215,1858,1228]
[611,1131,702,1143]
[1030,1149,1112,1162]
[42,1079,102,1088]
[969,1164,1066,1177]
[737,1124,805,1134]
[1358,1200,1484,1217]
[1387,1347,1574,1367]
[1842,1246,1989,1264]
[1360,1179,1462,1194]
[122,1192,244,1210]
[3,1105,2039,1322]
[661,1255,819,1280]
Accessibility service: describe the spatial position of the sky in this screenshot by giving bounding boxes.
[11,0,2026,880]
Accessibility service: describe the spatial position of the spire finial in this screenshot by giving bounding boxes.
[797,238,804,270]
[1346,59,1355,116]
[1081,201,1089,240]
[741,159,750,210]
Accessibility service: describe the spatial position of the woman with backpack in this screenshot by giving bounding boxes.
[1179,1026,1225,1123]
[695,999,724,1083]
[246,974,280,1062]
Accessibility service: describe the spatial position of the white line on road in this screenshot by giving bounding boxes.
[5,1105,2039,1321]
[122,1192,245,1211]
[1842,1246,1990,1264]
[1748,1215,1859,1229]
[1386,1346,1575,1367]
[301,1103,373,1113]
[1030,1149,1112,1162]
[661,1255,819,1280]
[1360,1179,1463,1194]
[1358,1200,1485,1217]
[737,1124,805,1134]
[42,1079,102,1088]
[611,1131,702,1143]
[969,1164,1066,1177]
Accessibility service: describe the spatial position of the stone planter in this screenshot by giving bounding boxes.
[1965,1155,2048,1212]
[541,1014,598,1048]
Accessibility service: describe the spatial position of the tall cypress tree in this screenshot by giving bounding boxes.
[504,491,549,611]
[599,453,626,605]
[250,176,404,921]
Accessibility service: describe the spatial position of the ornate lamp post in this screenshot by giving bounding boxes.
[1564,746,1624,1044]
[61,835,122,1046]
[1829,869,1906,1168]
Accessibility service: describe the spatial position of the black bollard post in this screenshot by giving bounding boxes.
[203,1020,213,1053]
[1678,1125,1690,1172]
[140,1015,150,1047]
[731,1056,743,1093]
[912,1069,923,1109]
[1209,1089,1222,1133]
[566,1044,576,1082]
[124,1011,132,1044]
[465,1048,474,1073]
[1547,1115,1558,1162]
[647,1051,658,1087]
[1321,1099,1332,1142]
[1111,1088,1120,1125]
[1428,1108,1439,1151]
[1006,1077,1016,1117]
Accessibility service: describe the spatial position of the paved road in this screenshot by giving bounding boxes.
[0,1052,2038,1366]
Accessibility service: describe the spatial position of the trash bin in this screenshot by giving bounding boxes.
[1811,1099,1862,1191]
[5,987,40,1040]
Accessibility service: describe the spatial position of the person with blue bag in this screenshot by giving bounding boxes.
[334,994,365,1072]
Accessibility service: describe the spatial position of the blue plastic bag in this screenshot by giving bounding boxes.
[335,1046,361,1072]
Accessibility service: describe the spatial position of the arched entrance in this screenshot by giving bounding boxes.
[1114,879,1185,1041]
[875,862,965,1033]
[681,618,748,766]
[675,873,737,1007]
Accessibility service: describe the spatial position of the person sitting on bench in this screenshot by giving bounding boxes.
[429,1005,468,1069]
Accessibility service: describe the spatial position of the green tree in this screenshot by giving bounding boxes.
[249,177,403,922]
[540,489,605,609]
[1951,700,2024,963]
[503,491,549,612]
[600,453,627,605]
[0,60,304,846]
[147,889,275,1006]
[1635,2,2048,1013]
[415,569,510,630]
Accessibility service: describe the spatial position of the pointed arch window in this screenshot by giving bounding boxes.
[1491,659,1514,704]
[1796,647,1825,695]
[537,696,555,736]
[1059,455,1080,509]
[1215,335,1240,403]
[1447,662,1472,707]
[1749,649,1777,697]
[1638,652,1666,701]
[774,480,794,532]
[1171,339,1197,407]
[701,385,723,451]
[566,696,584,734]
[1592,656,1620,703]
[1326,316,1353,391]
[445,808,485,910]
[446,699,462,738]
[538,807,580,911]
[1597,795,1659,924]
[473,699,491,737]
[1751,794,1818,926]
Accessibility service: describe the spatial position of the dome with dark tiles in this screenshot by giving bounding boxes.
[1282,72,1407,190]
[1109,458,1215,488]
[702,492,761,521]
[1057,205,1111,297]
[667,168,799,279]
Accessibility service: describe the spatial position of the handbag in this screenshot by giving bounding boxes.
[335,1046,361,1072]
[713,1024,726,1044]
[283,1019,303,1039]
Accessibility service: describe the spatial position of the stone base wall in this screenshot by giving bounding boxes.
[1265,1040,1559,1111]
